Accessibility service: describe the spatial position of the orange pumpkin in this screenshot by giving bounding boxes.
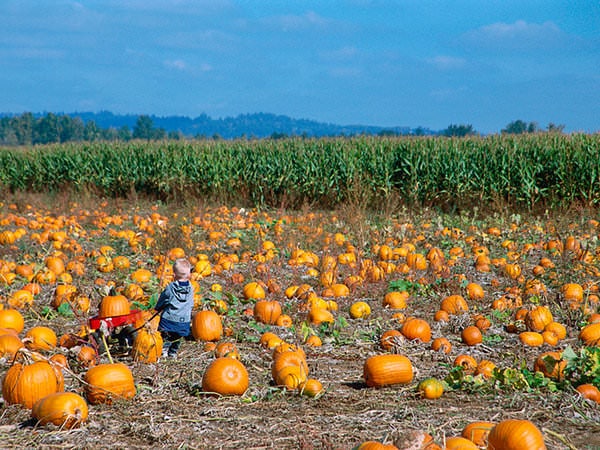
[444,436,478,450]
[191,310,223,342]
[533,351,565,380]
[461,326,483,346]
[454,354,477,374]
[487,419,546,450]
[84,363,136,405]
[253,300,282,325]
[363,354,413,387]
[32,392,89,428]
[440,295,469,315]
[431,337,452,354]
[401,317,431,343]
[0,334,24,360]
[461,421,495,447]
[24,326,58,351]
[576,384,600,404]
[525,306,553,332]
[579,322,600,346]
[2,361,64,409]
[0,308,25,333]
[98,295,130,318]
[202,358,249,396]
[382,291,408,309]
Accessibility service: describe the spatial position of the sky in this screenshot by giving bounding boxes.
[1,1,599,134]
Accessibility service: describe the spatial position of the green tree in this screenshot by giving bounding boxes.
[547,123,565,133]
[59,115,84,142]
[13,113,34,145]
[502,120,539,134]
[442,124,476,137]
[84,121,101,141]
[133,115,155,140]
[33,113,60,144]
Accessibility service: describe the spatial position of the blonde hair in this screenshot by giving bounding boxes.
[172,258,192,280]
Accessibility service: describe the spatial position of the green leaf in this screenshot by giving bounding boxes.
[57,302,74,317]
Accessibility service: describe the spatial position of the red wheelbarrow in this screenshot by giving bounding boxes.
[88,310,145,353]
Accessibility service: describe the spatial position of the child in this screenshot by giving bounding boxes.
[155,258,195,359]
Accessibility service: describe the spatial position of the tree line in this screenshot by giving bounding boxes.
[0,112,567,146]
[0,113,175,146]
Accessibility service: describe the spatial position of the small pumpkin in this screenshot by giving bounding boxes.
[24,326,58,351]
[444,436,478,450]
[519,331,544,347]
[465,283,485,301]
[461,421,495,447]
[202,357,249,396]
[417,377,444,399]
[461,326,483,346]
[308,306,335,325]
[349,301,371,319]
[525,306,553,332]
[440,295,469,315]
[0,333,24,359]
[32,392,88,429]
[0,308,25,333]
[242,281,266,300]
[382,291,408,309]
[576,384,600,404]
[253,299,282,325]
[579,322,600,346]
[431,337,452,354]
[363,354,413,387]
[298,378,324,398]
[401,317,431,343]
[84,363,136,405]
[98,295,130,318]
[487,419,547,450]
[533,351,565,380]
[454,354,477,375]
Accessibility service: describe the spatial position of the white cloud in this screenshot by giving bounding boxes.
[165,59,187,70]
[262,11,330,32]
[462,20,566,50]
[426,55,466,70]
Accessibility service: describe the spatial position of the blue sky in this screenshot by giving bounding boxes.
[1,1,598,133]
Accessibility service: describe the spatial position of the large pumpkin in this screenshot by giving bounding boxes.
[131,328,163,363]
[32,392,89,429]
[487,419,546,450]
[84,363,136,404]
[191,310,223,341]
[202,358,249,396]
[2,361,64,409]
[363,354,413,387]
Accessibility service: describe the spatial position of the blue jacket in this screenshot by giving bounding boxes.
[155,280,194,335]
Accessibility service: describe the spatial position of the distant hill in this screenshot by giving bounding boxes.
[61,111,433,139]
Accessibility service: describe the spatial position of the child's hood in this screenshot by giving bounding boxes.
[172,280,192,300]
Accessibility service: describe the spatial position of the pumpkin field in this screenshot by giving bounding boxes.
[1,136,600,449]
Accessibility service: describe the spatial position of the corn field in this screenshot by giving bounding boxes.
[1,134,598,209]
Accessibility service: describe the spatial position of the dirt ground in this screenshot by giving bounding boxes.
[1,201,600,449]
